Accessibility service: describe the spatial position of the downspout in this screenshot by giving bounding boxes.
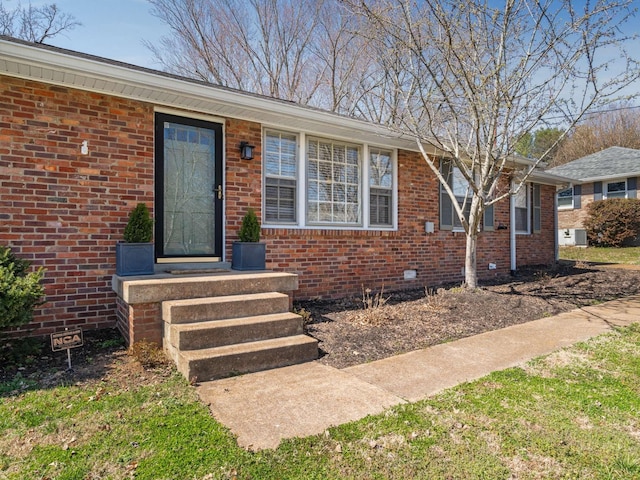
[554,191,559,263]
[510,189,516,275]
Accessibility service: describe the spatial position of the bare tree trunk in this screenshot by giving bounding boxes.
[465,231,478,289]
[350,0,640,288]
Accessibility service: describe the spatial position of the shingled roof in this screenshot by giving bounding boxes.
[548,146,640,182]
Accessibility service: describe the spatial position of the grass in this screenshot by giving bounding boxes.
[560,245,640,265]
[1,325,640,479]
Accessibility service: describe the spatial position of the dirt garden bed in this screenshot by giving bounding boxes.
[2,262,640,390]
[297,263,640,369]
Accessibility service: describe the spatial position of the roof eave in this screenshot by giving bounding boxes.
[574,171,640,183]
[520,170,577,186]
[0,37,422,151]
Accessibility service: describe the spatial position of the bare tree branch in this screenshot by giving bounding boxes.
[347,0,640,287]
[0,1,80,43]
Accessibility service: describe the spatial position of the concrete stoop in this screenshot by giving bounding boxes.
[159,273,318,382]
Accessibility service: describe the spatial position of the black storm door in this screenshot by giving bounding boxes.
[155,113,223,260]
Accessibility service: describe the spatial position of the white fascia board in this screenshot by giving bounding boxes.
[0,38,419,151]
[576,171,640,184]
[529,172,577,187]
[514,169,576,186]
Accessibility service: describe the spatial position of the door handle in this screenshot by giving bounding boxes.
[214,185,224,200]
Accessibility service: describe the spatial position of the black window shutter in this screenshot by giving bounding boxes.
[483,203,494,231]
[628,177,637,199]
[440,159,453,230]
[573,184,581,209]
[594,181,603,201]
[533,184,541,233]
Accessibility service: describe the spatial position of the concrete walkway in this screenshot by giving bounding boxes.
[196,294,640,450]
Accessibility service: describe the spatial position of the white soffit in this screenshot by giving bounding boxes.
[0,38,418,151]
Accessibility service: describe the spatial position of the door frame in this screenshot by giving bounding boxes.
[154,111,225,262]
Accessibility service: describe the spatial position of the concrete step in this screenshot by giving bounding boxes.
[177,335,319,381]
[168,312,304,350]
[163,292,290,324]
[114,271,298,305]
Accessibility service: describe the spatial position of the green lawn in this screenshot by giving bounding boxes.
[560,246,640,265]
[2,325,640,479]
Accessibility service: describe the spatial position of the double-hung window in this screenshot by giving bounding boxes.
[514,185,530,233]
[514,183,541,234]
[440,159,471,231]
[557,187,574,209]
[264,130,297,223]
[307,137,361,225]
[439,158,495,231]
[604,179,627,199]
[369,149,393,226]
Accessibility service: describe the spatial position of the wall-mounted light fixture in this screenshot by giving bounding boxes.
[239,141,255,160]
[80,140,89,155]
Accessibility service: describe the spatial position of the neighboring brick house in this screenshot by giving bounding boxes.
[1,36,568,339]
[548,147,640,246]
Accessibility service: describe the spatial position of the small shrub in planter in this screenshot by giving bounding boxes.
[232,209,266,271]
[238,208,261,242]
[116,203,155,276]
[584,198,640,247]
[0,246,46,330]
[123,203,154,243]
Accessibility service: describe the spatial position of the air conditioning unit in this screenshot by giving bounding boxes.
[558,229,588,247]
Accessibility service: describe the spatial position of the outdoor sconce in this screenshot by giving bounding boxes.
[239,141,255,160]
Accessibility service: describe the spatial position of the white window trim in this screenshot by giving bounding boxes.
[263,129,299,225]
[261,127,398,231]
[514,183,531,235]
[367,146,396,228]
[306,136,363,227]
[603,178,628,199]
[447,165,473,233]
[557,186,574,210]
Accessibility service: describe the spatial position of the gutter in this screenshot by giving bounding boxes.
[510,191,517,274]
[570,171,640,183]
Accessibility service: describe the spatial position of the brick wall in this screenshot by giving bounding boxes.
[1,75,155,336]
[557,182,594,230]
[223,117,264,258]
[235,145,554,299]
[2,74,558,337]
[515,184,557,267]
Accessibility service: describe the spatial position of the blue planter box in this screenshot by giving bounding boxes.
[115,242,155,276]
[232,242,266,271]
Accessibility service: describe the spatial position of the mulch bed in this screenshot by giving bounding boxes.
[297,263,640,369]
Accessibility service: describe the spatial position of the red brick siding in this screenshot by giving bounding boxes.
[1,75,154,336]
[234,141,554,299]
[115,299,162,346]
[223,117,264,261]
[2,74,558,336]
[515,184,557,267]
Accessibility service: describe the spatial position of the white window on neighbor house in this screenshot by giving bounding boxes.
[264,130,298,223]
[557,186,574,209]
[604,179,627,199]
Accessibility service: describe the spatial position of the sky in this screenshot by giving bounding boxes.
[40,0,169,69]
[14,0,640,110]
